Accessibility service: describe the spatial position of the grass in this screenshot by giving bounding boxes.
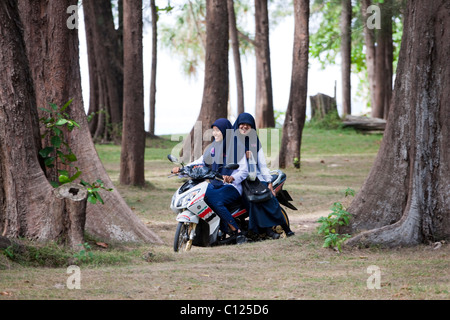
[1,126,449,300]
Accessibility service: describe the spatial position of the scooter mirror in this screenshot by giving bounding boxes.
[167,154,178,163]
[224,163,239,170]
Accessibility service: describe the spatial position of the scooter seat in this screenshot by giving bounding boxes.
[271,172,286,185]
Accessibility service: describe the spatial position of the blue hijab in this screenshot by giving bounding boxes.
[232,113,261,163]
[204,118,233,176]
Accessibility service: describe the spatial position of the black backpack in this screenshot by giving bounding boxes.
[242,177,272,203]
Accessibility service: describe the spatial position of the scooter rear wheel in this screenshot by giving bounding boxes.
[174,222,189,252]
[273,207,291,235]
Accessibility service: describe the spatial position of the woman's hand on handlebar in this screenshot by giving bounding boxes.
[268,183,276,196]
[171,167,180,174]
[223,175,235,184]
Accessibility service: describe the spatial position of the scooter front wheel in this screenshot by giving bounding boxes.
[174,222,193,252]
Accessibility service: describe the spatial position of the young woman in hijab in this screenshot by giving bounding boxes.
[232,113,295,239]
[172,118,248,244]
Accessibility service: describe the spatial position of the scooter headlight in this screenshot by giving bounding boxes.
[177,189,200,207]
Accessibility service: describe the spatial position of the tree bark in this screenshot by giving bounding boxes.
[228,0,245,116]
[361,0,377,117]
[254,0,275,128]
[340,0,352,116]
[149,0,158,136]
[17,0,161,244]
[279,0,309,169]
[310,93,337,120]
[54,183,88,249]
[120,0,146,187]
[83,0,124,143]
[345,0,450,247]
[181,0,229,162]
[363,0,394,120]
[342,115,385,133]
[0,0,80,244]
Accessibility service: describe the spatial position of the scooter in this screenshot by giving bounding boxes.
[168,154,297,252]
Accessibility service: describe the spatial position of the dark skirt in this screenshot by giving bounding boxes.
[243,182,287,234]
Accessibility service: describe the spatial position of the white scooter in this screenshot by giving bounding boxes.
[167,155,297,252]
[168,155,247,252]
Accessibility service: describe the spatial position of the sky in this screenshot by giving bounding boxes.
[78,2,367,136]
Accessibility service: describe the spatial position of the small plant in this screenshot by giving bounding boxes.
[38,100,113,203]
[39,99,81,187]
[73,242,93,263]
[317,188,355,252]
[2,245,15,259]
[80,179,113,204]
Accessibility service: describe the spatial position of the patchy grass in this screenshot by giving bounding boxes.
[1,127,449,300]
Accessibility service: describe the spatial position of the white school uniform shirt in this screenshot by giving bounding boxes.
[248,147,272,184]
[187,153,248,196]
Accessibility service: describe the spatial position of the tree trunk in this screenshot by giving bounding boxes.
[17,0,161,244]
[120,0,146,187]
[228,0,245,116]
[279,0,309,169]
[54,183,88,249]
[181,0,229,162]
[361,0,377,116]
[83,5,100,137]
[254,0,275,128]
[149,0,158,136]
[345,0,450,247]
[0,0,81,245]
[373,1,394,120]
[310,93,337,120]
[381,2,393,120]
[83,0,124,143]
[340,0,352,116]
[363,0,394,120]
[342,115,386,133]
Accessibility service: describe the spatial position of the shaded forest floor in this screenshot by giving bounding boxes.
[1,126,449,300]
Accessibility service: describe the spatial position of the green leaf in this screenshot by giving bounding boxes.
[60,99,73,112]
[51,135,62,148]
[49,181,60,188]
[65,153,77,162]
[55,119,68,126]
[71,120,80,128]
[58,169,69,177]
[95,192,104,205]
[53,127,62,136]
[80,180,89,187]
[87,194,97,204]
[44,157,55,167]
[69,169,82,182]
[39,146,54,158]
[49,102,58,111]
[39,107,53,114]
[59,175,71,184]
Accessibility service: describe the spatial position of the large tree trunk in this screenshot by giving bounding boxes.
[254,0,275,129]
[345,0,450,247]
[279,0,309,169]
[120,0,146,187]
[83,0,124,143]
[361,0,377,116]
[149,0,158,136]
[373,1,393,120]
[363,0,394,120]
[340,0,352,116]
[0,0,83,247]
[181,0,229,162]
[228,0,245,116]
[17,0,161,244]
